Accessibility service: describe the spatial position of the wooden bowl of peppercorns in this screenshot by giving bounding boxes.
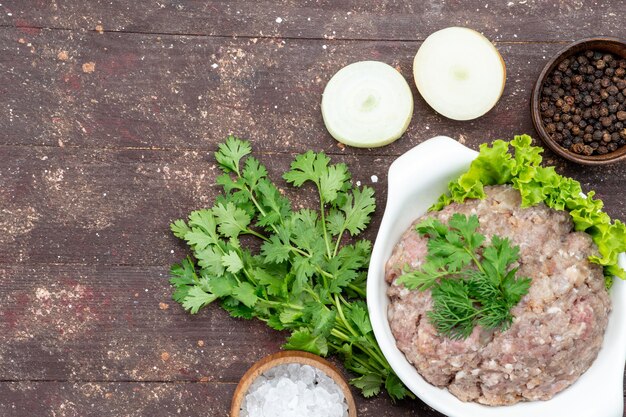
[531,37,626,165]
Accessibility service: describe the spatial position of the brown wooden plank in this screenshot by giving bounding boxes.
[1,0,625,42]
[0,382,234,417]
[0,146,392,265]
[0,264,284,382]
[1,145,624,267]
[0,26,575,156]
[0,263,445,415]
[0,381,444,417]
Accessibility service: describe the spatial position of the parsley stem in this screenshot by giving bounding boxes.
[244,228,268,241]
[332,230,345,258]
[317,187,332,259]
[258,299,303,310]
[347,283,366,297]
[465,247,486,275]
[332,298,390,371]
[334,294,359,337]
[328,341,377,372]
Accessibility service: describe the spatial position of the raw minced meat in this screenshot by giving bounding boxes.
[386,185,611,406]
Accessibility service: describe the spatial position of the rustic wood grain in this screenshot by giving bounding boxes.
[1,25,558,156]
[0,381,443,417]
[0,264,284,382]
[0,146,392,265]
[1,0,625,42]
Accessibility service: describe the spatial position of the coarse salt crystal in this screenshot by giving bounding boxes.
[275,17,283,23]
[240,363,348,417]
[371,175,378,183]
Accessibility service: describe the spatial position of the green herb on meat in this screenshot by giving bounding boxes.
[432,134,626,284]
[169,136,411,401]
[397,213,531,340]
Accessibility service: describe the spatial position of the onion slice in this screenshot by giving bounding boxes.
[413,27,506,121]
[321,61,414,148]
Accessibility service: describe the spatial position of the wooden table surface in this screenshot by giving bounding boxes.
[1,1,625,416]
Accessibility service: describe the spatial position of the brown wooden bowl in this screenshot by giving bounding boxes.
[230,351,357,417]
[531,37,626,165]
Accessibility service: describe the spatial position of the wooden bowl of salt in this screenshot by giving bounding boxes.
[230,351,357,417]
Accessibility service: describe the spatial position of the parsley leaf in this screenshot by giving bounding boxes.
[399,213,531,339]
[183,287,217,314]
[169,137,408,401]
[215,135,251,174]
[351,373,383,397]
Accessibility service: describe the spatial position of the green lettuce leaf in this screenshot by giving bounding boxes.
[432,134,626,282]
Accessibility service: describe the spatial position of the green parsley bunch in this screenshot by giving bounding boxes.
[169,136,410,400]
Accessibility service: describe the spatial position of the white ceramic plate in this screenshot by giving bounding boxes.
[367,136,626,417]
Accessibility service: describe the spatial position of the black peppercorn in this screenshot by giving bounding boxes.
[571,142,585,153]
[540,50,626,156]
[593,130,603,141]
[599,106,609,117]
[591,108,600,119]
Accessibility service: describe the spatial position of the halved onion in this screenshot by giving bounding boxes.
[413,27,506,121]
[321,61,414,148]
